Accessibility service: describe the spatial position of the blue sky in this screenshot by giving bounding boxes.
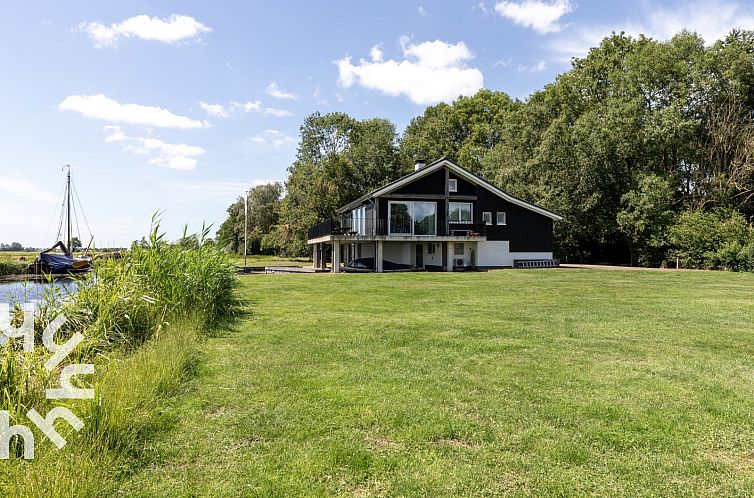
[2,0,753,247]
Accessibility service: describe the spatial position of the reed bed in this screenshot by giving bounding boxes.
[0,219,239,496]
[0,258,26,277]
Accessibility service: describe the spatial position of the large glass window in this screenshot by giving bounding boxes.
[413,202,436,235]
[449,202,473,223]
[389,202,412,235]
[389,201,436,236]
[349,206,369,235]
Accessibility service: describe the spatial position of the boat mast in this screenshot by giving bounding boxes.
[65,165,72,252]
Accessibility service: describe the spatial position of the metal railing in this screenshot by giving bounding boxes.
[308,218,488,239]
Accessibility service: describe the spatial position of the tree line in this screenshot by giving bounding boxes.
[219,30,754,270]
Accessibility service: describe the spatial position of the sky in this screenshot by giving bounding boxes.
[2,0,753,247]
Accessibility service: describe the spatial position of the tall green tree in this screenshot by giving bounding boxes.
[217,182,283,255]
[271,112,401,255]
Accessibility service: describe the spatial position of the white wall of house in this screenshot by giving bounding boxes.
[448,241,475,268]
[476,240,552,267]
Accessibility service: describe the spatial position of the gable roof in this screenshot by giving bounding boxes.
[337,157,563,221]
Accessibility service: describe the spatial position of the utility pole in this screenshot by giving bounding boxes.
[243,189,250,267]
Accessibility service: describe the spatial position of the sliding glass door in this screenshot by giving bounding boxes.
[388,201,436,236]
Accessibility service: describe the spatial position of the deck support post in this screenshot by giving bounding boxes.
[333,241,341,273]
[318,243,326,270]
[312,244,317,269]
[376,241,384,273]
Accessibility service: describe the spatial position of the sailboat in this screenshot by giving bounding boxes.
[30,166,94,274]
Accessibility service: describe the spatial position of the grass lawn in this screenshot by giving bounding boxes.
[120,269,754,496]
[229,254,312,267]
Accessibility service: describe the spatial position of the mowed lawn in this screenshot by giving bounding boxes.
[121,269,754,496]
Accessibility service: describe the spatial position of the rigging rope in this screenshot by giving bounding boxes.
[41,181,67,247]
[71,191,82,247]
[71,179,93,240]
[55,181,68,243]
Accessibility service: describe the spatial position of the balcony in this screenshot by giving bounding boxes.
[308,218,488,240]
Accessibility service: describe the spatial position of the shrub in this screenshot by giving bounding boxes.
[669,209,754,271]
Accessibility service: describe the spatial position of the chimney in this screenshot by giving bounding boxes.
[414,158,426,171]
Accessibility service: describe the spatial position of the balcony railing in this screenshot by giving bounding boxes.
[309,218,488,239]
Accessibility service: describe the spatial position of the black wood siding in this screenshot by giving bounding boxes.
[474,186,552,251]
[393,169,446,195]
[369,166,554,252]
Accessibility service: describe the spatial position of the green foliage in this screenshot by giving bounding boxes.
[0,258,26,276]
[0,217,239,493]
[217,182,283,255]
[225,29,754,267]
[669,209,754,270]
[272,112,401,256]
[617,174,677,266]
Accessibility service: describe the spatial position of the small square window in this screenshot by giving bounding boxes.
[448,178,457,192]
[482,212,492,225]
[454,243,464,256]
[496,212,507,225]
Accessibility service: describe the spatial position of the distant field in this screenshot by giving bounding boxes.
[120,269,754,496]
[0,251,37,261]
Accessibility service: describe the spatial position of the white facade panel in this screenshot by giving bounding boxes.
[476,240,552,267]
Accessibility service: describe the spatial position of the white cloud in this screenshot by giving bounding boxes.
[336,39,484,105]
[495,0,572,34]
[265,82,299,100]
[369,44,384,62]
[263,107,295,117]
[552,0,754,61]
[197,100,293,117]
[79,14,211,47]
[59,94,207,129]
[475,2,491,15]
[231,100,263,112]
[313,86,328,106]
[249,129,296,147]
[418,6,427,16]
[104,126,205,170]
[517,59,547,72]
[199,101,229,118]
[0,177,58,204]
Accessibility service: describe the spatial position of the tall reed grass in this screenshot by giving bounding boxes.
[0,218,239,496]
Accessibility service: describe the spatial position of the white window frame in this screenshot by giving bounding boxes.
[448,202,473,224]
[482,212,492,225]
[448,178,457,192]
[388,200,437,236]
[453,243,464,256]
[496,211,507,225]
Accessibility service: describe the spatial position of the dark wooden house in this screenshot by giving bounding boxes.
[307,158,562,272]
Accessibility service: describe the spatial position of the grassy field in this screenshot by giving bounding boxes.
[0,252,31,275]
[117,269,754,496]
